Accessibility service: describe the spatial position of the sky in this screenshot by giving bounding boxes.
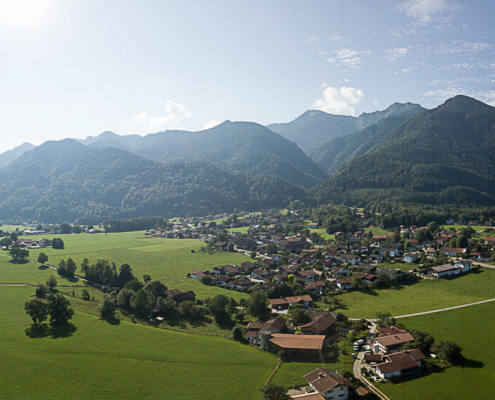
[1,0,494,151]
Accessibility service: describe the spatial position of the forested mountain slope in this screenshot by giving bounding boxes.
[314,96,495,206]
[308,103,426,173]
[0,140,305,222]
[0,142,36,169]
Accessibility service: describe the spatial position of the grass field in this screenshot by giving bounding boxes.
[0,286,277,399]
[440,224,487,232]
[0,256,84,285]
[337,267,495,318]
[168,277,249,301]
[20,233,248,281]
[364,227,390,235]
[308,228,334,240]
[377,301,495,400]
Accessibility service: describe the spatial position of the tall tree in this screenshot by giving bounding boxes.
[47,294,74,324]
[24,299,49,325]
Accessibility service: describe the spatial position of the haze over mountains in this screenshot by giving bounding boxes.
[1,95,494,222]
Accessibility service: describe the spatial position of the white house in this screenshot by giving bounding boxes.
[404,253,419,263]
[303,369,351,400]
[454,259,473,272]
[375,349,425,380]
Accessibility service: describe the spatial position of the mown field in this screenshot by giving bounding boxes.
[168,277,249,301]
[377,301,495,400]
[439,224,487,232]
[0,256,84,285]
[337,267,495,318]
[18,233,248,281]
[363,227,390,235]
[0,286,277,399]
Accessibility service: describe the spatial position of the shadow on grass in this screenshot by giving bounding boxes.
[460,357,484,369]
[100,317,121,326]
[25,322,77,339]
[9,259,29,265]
[38,265,50,271]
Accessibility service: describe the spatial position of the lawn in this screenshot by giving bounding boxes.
[337,267,495,318]
[377,301,495,400]
[0,256,84,285]
[271,335,354,388]
[309,228,334,240]
[168,277,250,301]
[440,224,487,232]
[363,227,390,235]
[0,286,277,399]
[21,233,248,281]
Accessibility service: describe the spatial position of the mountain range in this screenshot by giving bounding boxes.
[1,95,494,222]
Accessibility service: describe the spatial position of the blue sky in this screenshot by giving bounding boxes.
[1,0,494,150]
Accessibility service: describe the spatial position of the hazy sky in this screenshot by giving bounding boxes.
[1,0,494,151]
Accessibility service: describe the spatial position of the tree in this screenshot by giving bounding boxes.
[100,296,117,319]
[25,299,49,325]
[351,275,363,290]
[130,289,152,313]
[116,288,135,309]
[36,284,49,298]
[233,326,243,340]
[208,294,230,324]
[0,237,12,249]
[375,312,396,327]
[47,294,74,324]
[60,223,72,234]
[37,252,48,266]
[428,221,439,232]
[119,264,135,287]
[46,275,57,291]
[81,289,90,301]
[266,243,279,255]
[259,384,290,400]
[10,232,18,242]
[65,258,77,278]
[143,274,152,283]
[201,276,213,285]
[80,258,90,275]
[290,308,310,327]
[52,238,65,249]
[124,278,144,292]
[433,341,463,365]
[156,296,176,317]
[247,290,270,317]
[9,244,29,261]
[250,250,257,259]
[227,241,235,252]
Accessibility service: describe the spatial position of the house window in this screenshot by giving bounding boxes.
[339,395,345,398]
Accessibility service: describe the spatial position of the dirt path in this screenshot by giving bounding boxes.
[474,261,495,269]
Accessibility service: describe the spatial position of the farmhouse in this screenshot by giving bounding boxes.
[269,295,313,310]
[246,316,286,345]
[375,349,425,379]
[374,332,415,353]
[303,368,351,400]
[427,264,468,278]
[300,311,344,336]
[440,247,466,256]
[268,334,326,357]
[164,290,196,304]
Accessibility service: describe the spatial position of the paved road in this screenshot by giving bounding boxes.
[474,261,495,269]
[394,298,495,319]
[353,321,390,400]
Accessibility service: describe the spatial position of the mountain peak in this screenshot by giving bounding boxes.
[440,95,493,113]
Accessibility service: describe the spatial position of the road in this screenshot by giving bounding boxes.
[353,321,391,400]
[473,261,495,269]
[394,298,495,319]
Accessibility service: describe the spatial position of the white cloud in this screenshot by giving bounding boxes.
[319,82,328,90]
[397,0,453,23]
[334,48,371,69]
[313,86,364,116]
[385,47,409,61]
[373,100,379,106]
[308,36,321,43]
[132,101,194,131]
[132,111,148,124]
[203,119,221,130]
[325,58,335,63]
[343,78,351,83]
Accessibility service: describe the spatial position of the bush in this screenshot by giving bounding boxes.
[232,326,243,340]
[35,284,49,298]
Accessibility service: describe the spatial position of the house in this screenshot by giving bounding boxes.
[252,269,270,280]
[296,269,316,282]
[268,334,326,357]
[164,290,196,304]
[404,253,418,263]
[279,238,307,253]
[192,269,209,281]
[477,252,492,262]
[232,238,258,250]
[300,311,345,336]
[246,316,286,345]
[234,279,253,291]
[258,282,281,292]
[337,254,361,265]
[306,281,326,292]
[336,278,353,290]
[214,241,229,251]
[303,369,351,400]
[377,325,408,337]
[375,349,425,379]
[241,261,256,271]
[223,265,241,276]
[269,295,313,310]
[379,247,399,257]
[483,237,495,245]
[374,332,415,353]
[440,248,466,257]
[213,275,232,286]
[427,264,463,278]
[274,273,289,283]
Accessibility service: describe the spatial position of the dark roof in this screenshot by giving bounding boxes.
[378,325,408,337]
[300,312,338,333]
[304,368,351,393]
[376,349,425,374]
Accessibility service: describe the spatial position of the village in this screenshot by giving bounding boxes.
[138,208,493,399]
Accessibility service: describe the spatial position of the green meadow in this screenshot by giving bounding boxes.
[20,233,248,281]
[0,286,276,399]
[168,277,250,301]
[377,301,495,400]
[337,267,495,318]
[0,256,83,285]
